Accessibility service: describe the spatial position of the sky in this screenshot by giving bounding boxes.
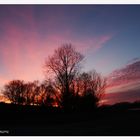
[0,5,140,104]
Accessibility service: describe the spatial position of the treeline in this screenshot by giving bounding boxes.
[2,80,57,106]
[1,44,106,111]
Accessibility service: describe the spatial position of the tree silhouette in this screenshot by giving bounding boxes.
[1,44,106,112]
[71,70,106,111]
[45,80,58,107]
[2,80,26,104]
[24,81,39,105]
[79,71,106,108]
[38,81,55,106]
[45,44,84,110]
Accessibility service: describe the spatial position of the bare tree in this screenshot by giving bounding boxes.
[44,80,57,107]
[24,81,39,105]
[77,70,106,110]
[44,44,84,109]
[89,70,106,105]
[2,80,26,104]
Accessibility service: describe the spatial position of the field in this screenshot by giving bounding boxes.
[0,102,140,136]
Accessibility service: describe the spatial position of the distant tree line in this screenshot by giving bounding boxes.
[2,44,106,111]
[2,80,58,106]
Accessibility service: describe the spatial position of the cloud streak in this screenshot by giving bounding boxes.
[105,59,140,104]
[107,59,140,90]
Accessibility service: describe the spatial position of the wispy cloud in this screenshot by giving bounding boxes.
[103,88,140,105]
[107,59,140,89]
[105,59,140,104]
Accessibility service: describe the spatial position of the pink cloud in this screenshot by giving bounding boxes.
[103,87,140,105]
[107,60,140,89]
[105,59,140,104]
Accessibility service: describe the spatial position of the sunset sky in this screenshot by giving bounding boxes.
[0,5,140,104]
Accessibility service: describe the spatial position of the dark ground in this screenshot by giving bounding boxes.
[0,102,140,136]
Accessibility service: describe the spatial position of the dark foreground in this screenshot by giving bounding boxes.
[0,102,140,136]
